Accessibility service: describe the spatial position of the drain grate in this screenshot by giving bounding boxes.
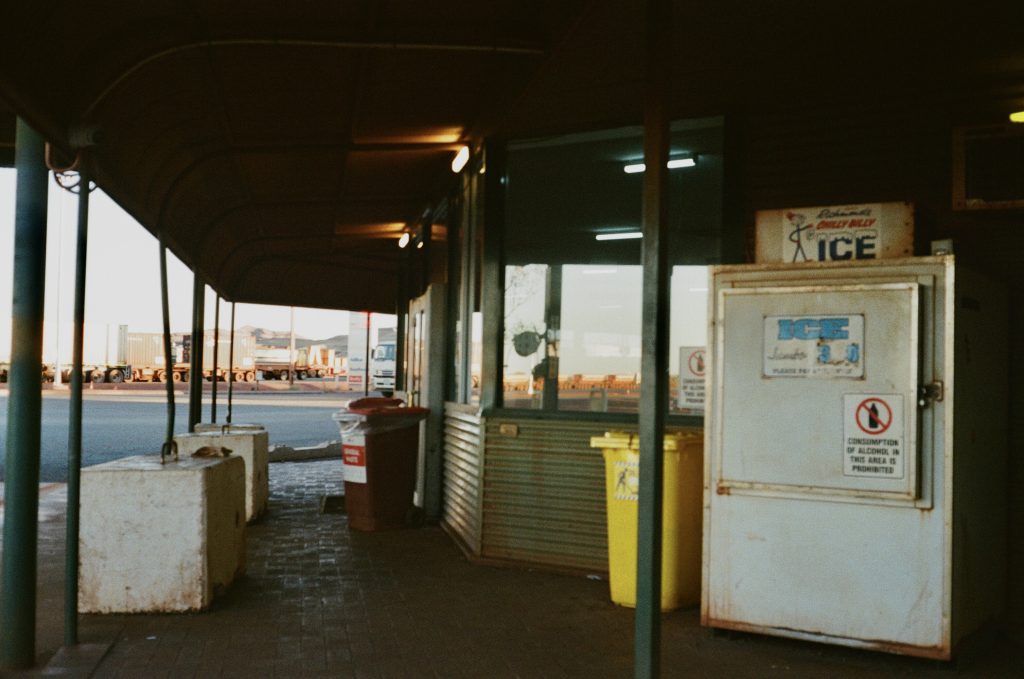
[319,495,346,515]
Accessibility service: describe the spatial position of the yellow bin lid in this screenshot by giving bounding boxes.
[589,431,701,452]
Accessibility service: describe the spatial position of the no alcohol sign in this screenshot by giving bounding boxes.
[678,346,706,414]
[843,394,904,479]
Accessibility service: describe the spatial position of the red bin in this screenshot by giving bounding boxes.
[332,397,429,531]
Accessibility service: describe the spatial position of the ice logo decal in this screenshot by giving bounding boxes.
[776,317,850,340]
[764,314,865,378]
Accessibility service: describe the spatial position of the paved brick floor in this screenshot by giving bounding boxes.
[6,460,1021,677]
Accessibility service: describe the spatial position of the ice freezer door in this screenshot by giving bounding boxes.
[715,282,920,501]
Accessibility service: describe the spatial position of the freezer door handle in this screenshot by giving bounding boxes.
[917,381,944,407]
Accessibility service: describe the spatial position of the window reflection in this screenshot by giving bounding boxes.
[501,119,722,415]
[503,264,708,413]
[503,265,643,411]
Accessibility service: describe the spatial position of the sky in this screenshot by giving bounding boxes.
[0,168,393,364]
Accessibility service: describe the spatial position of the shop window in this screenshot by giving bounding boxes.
[669,266,709,415]
[501,119,723,415]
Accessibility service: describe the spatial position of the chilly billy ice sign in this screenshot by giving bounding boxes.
[755,202,913,264]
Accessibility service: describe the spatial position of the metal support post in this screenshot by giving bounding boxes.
[480,139,506,411]
[542,265,562,410]
[159,243,175,448]
[211,295,219,422]
[188,273,204,431]
[636,0,671,676]
[64,167,90,647]
[444,190,462,402]
[396,269,407,392]
[421,220,433,291]
[227,302,235,423]
[458,172,476,402]
[0,118,49,670]
[363,312,370,396]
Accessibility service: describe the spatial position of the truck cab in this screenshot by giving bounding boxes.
[370,341,396,395]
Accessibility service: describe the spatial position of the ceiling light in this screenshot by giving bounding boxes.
[595,232,642,241]
[451,146,470,173]
[398,232,410,248]
[416,240,424,249]
[1010,111,1024,123]
[622,157,697,173]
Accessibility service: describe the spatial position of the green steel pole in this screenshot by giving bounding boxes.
[211,295,219,422]
[0,118,49,670]
[458,172,475,403]
[159,242,175,448]
[227,302,235,424]
[636,0,670,676]
[64,168,90,647]
[542,265,562,411]
[363,312,370,397]
[479,139,506,411]
[395,268,407,393]
[188,274,204,431]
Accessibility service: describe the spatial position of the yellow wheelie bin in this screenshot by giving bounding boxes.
[590,431,703,611]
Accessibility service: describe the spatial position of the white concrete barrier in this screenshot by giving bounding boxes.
[79,454,246,613]
[174,430,270,522]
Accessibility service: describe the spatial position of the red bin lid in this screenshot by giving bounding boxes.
[346,397,429,417]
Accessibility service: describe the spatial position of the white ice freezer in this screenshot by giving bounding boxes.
[702,255,1007,659]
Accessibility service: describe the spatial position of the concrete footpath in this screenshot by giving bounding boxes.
[2,461,1020,678]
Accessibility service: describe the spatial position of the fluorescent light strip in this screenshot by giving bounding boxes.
[623,158,696,173]
[595,232,642,241]
[1011,111,1024,124]
[583,268,618,275]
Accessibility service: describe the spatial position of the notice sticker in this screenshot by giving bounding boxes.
[342,432,367,484]
[763,315,864,378]
[677,346,706,414]
[843,394,904,479]
[612,459,639,502]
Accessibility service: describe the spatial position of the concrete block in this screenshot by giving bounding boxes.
[175,430,270,522]
[79,454,246,613]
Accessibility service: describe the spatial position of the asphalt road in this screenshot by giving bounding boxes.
[0,390,347,482]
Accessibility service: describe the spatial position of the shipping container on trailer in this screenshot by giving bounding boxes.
[200,331,257,382]
[122,332,187,383]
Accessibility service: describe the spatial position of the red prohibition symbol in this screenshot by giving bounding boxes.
[855,397,892,435]
[688,350,706,377]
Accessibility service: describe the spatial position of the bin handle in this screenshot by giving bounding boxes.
[337,421,361,435]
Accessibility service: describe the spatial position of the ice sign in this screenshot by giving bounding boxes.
[763,314,864,379]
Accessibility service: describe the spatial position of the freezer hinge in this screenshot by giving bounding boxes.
[918,381,944,407]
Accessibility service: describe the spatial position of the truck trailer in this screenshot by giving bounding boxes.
[254,346,310,380]
[79,330,257,383]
